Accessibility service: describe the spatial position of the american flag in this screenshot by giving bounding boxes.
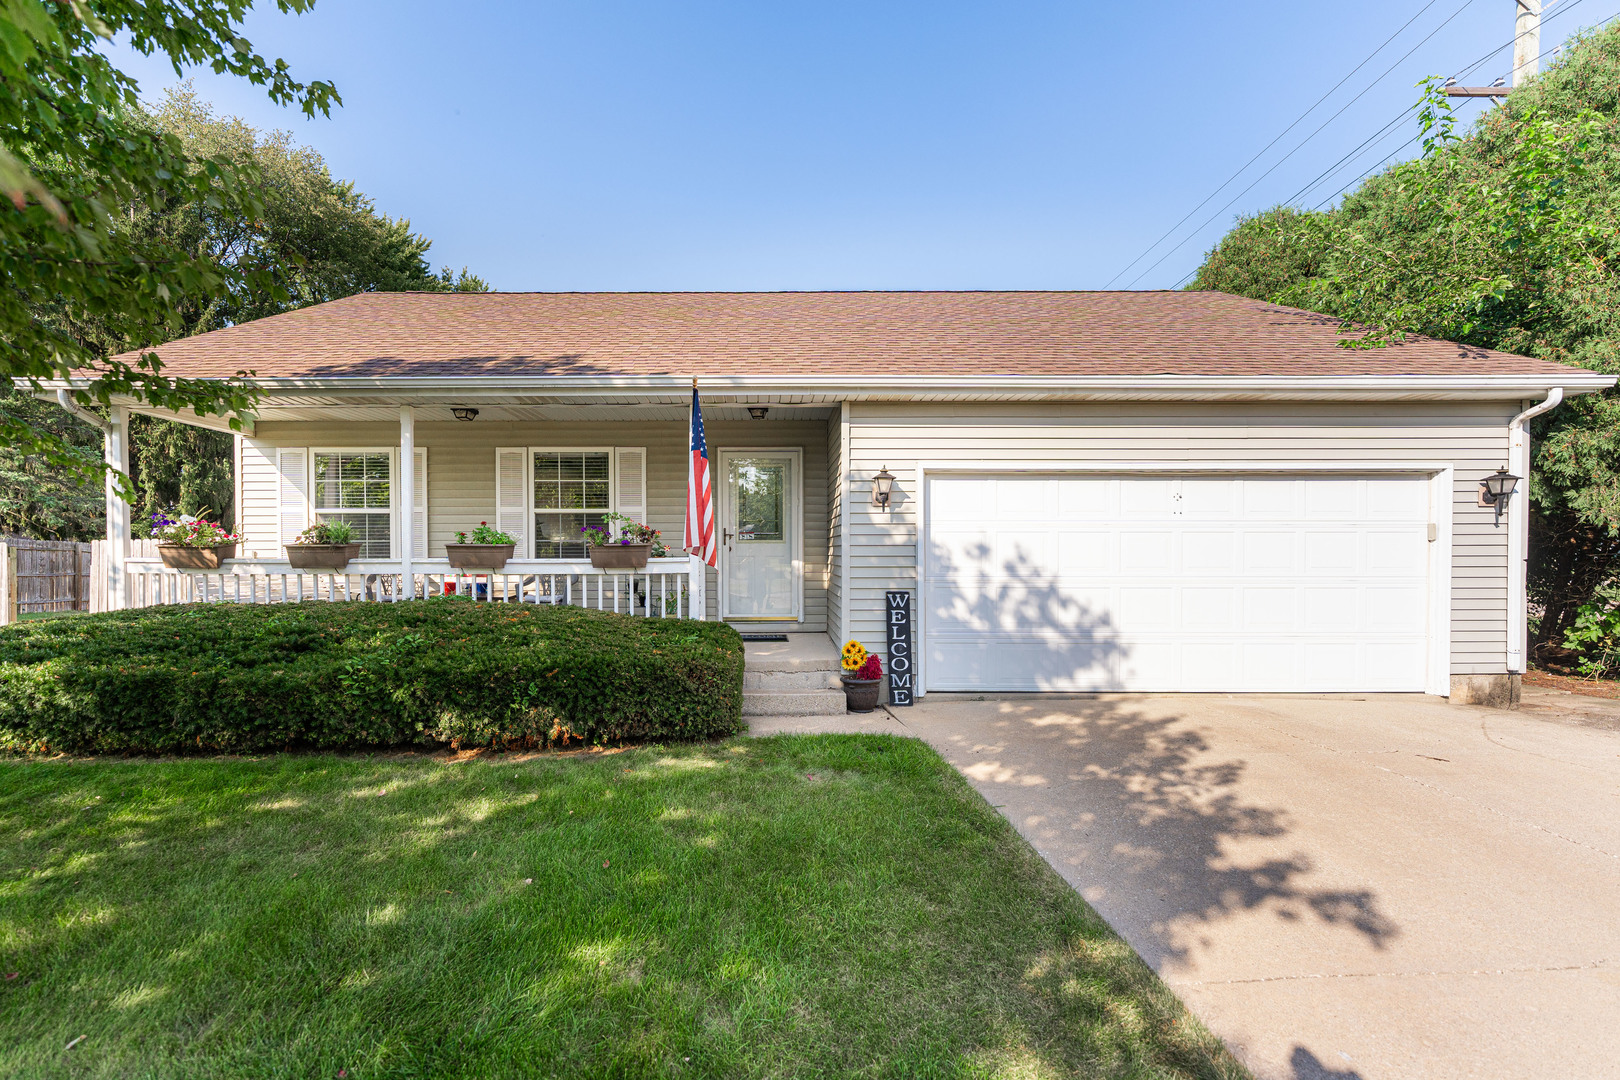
[684,384,717,567]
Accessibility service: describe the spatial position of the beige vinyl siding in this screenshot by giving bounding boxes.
[842,400,1518,680]
[238,438,283,558]
[247,418,830,633]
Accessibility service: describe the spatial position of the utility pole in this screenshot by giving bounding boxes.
[1512,0,1541,86]
[1446,0,1543,99]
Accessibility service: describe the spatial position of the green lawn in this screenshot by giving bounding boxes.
[0,736,1245,1079]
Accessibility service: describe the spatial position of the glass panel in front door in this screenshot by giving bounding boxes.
[725,456,794,618]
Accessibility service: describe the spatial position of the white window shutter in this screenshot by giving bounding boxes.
[615,447,647,525]
[413,446,428,559]
[495,447,529,555]
[277,448,308,554]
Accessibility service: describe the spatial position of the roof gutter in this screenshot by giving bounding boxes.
[54,388,110,434]
[30,373,1615,402]
[1506,387,1566,674]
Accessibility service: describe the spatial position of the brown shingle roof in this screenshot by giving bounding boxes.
[116,290,1587,381]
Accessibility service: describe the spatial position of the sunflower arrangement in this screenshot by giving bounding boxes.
[841,640,867,672]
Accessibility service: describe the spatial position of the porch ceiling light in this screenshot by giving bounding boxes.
[747,406,770,420]
[1478,467,1521,525]
[872,466,896,509]
[452,407,480,421]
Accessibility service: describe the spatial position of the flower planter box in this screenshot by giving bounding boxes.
[589,543,653,570]
[157,543,237,570]
[841,676,882,713]
[285,543,362,570]
[445,543,515,570]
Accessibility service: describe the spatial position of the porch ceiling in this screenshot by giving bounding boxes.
[229,402,837,423]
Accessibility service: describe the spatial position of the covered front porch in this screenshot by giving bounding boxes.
[95,389,836,632]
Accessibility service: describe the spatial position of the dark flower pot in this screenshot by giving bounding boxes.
[157,543,236,570]
[285,543,361,570]
[446,543,515,570]
[841,676,882,713]
[589,543,652,570]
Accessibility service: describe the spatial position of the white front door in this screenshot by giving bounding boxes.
[720,450,801,621]
[926,473,1435,693]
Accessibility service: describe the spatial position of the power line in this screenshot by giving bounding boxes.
[1122,0,1486,290]
[1310,6,1620,212]
[1099,0,1452,288]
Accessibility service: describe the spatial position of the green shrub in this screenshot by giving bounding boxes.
[0,600,744,754]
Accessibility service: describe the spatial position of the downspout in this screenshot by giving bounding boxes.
[1506,387,1565,673]
[55,388,110,434]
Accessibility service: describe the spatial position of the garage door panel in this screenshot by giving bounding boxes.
[1182,532,1237,572]
[1182,478,1237,517]
[1305,531,1358,572]
[1243,587,1296,631]
[1367,476,1430,518]
[1366,530,1426,572]
[1058,532,1113,574]
[1243,532,1299,574]
[1182,587,1237,630]
[925,473,1433,694]
[1118,587,1176,631]
[1120,531,1174,572]
[1057,478,1116,519]
[1242,481,1301,519]
[1121,480,1176,518]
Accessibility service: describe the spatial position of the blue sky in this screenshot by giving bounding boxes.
[105,0,1620,292]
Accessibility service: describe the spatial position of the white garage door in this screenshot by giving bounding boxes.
[925,474,1434,693]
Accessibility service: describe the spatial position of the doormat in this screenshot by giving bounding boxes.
[739,634,789,642]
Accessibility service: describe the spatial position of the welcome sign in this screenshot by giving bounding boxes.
[886,590,914,706]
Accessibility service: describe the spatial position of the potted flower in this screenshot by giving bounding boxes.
[446,522,517,570]
[285,520,360,569]
[580,512,666,570]
[151,511,242,570]
[840,641,883,713]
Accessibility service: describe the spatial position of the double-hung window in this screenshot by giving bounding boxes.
[532,450,612,558]
[313,451,393,558]
[494,446,647,560]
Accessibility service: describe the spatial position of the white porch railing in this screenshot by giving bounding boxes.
[119,556,704,619]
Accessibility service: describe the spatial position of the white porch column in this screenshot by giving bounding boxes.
[105,405,130,611]
[399,405,415,601]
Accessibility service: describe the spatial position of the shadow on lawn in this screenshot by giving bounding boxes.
[921,537,1401,973]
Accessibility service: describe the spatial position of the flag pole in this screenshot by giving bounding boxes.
[688,377,705,619]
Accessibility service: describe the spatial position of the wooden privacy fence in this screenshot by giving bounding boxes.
[0,537,93,624]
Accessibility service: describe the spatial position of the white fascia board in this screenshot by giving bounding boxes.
[38,371,1618,404]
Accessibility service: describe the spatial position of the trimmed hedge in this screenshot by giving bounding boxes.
[0,600,744,753]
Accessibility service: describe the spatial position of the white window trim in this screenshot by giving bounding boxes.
[528,446,619,561]
[308,446,398,559]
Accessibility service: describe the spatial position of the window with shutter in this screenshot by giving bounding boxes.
[312,450,393,558]
[614,447,646,525]
[495,447,529,554]
[413,447,428,559]
[277,448,309,555]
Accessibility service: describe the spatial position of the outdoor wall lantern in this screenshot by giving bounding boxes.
[747,406,770,420]
[1478,468,1521,525]
[872,466,896,509]
[452,407,480,422]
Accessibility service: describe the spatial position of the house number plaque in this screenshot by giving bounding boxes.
[885,590,913,706]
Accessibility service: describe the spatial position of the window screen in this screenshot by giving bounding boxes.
[533,451,611,558]
[313,451,392,558]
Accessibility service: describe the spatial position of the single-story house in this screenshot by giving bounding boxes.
[66,291,1614,704]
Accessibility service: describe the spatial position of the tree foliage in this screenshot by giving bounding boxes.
[1188,26,1620,653]
[0,0,340,493]
[0,14,487,539]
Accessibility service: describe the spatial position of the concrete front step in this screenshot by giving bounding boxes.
[744,668,842,691]
[741,687,848,718]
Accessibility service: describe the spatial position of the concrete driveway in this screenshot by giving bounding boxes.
[752,691,1620,1079]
